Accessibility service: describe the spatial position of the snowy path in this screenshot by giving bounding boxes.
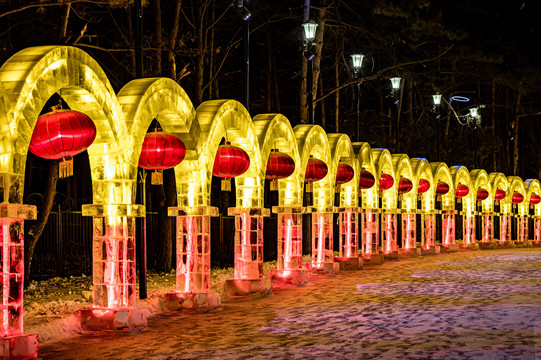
[38,248,541,359]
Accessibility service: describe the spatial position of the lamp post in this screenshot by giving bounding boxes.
[390,77,402,152]
[302,20,318,125]
[433,93,442,161]
[232,1,252,111]
[351,54,364,141]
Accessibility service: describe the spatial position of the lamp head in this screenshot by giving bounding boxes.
[351,54,364,70]
[390,77,401,90]
[433,94,442,106]
[302,20,318,43]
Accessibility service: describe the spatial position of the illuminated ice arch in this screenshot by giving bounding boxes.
[525,179,541,243]
[430,162,455,246]
[353,142,378,209]
[252,114,302,207]
[411,158,436,249]
[327,133,359,207]
[392,154,416,249]
[470,169,493,243]
[489,172,511,244]
[508,176,527,242]
[0,46,131,204]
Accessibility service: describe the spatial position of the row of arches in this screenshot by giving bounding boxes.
[1,46,540,346]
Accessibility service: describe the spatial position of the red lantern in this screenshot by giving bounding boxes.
[477,188,489,201]
[512,192,524,204]
[417,179,430,194]
[359,170,375,189]
[379,173,394,191]
[304,156,328,192]
[494,189,506,201]
[398,177,413,194]
[266,149,295,191]
[213,142,250,191]
[456,184,469,198]
[335,162,354,192]
[29,107,96,178]
[139,130,186,185]
[530,194,541,205]
[435,181,450,196]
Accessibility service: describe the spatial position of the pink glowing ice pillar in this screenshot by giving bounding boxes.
[175,215,212,293]
[517,216,528,242]
[311,212,333,269]
[382,212,397,254]
[339,211,358,258]
[0,203,38,358]
[361,210,380,255]
[534,218,541,244]
[463,216,475,247]
[442,212,455,246]
[500,215,511,244]
[401,213,416,249]
[422,213,436,249]
[276,212,303,272]
[481,215,494,243]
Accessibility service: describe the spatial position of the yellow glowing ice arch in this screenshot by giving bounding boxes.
[489,172,510,214]
[470,170,492,212]
[293,125,333,209]
[410,158,434,212]
[450,166,473,215]
[327,134,358,207]
[353,142,378,209]
[196,100,263,208]
[392,154,415,211]
[116,77,201,207]
[525,179,541,217]
[508,176,527,216]
[0,46,131,205]
[371,148,396,210]
[252,114,302,207]
[430,162,454,210]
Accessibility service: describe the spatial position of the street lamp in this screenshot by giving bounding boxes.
[433,94,442,106]
[433,93,443,161]
[232,0,251,111]
[390,77,402,93]
[350,54,364,141]
[302,20,318,125]
[390,76,402,152]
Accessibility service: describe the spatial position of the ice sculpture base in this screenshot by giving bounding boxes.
[334,257,363,270]
[421,246,441,255]
[532,241,541,247]
[225,278,272,297]
[363,253,385,265]
[270,269,310,285]
[384,251,402,261]
[79,307,148,332]
[0,333,39,360]
[164,291,221,311]
[479,242,498,250]
[440,244,459,253]
[308,262,340,276]
[398,248,422,258]
[462,242,479,250]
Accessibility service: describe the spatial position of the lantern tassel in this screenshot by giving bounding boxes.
[59,158,73,178]
[306,182,313,193]
[151,170,163,185]
[270,179,278,191]
[222,178,232,191]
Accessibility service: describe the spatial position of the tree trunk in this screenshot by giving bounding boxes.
[60,3,71,43]
[208,0,215,99]
[511,88,522,176]
[311,5,326,124]
[319,74,326,129]
[299,0,310,123]
[266,26,272,112]
[334,56,339,133]
[153,0,163,76]
[194,2,206,104]
[168,0,182,80]
[25,160,59,286]
[492,79,497,171]
[272,54,280,113]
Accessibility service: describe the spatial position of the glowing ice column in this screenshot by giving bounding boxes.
[165,207,220,309]
[517,216,528,242]
[382,212,397,254]
[80,204,147,331]
[534,218,541,244]
[481,215,494,243]
[422,213,436,249]
[402,213,416,249]
[0,203,38,359]
[361,210,380,256]
[311,212,337,274]
[442,212,455,246]
[270,208,308,284]
[339,211,358,258]
[500,215,511,244]
[463,215,475,247]
[225,208,271,296]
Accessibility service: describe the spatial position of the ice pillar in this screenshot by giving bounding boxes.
[499,214,512,244]
[225,208,271,296]
[463,215,476,247]
[270,207,309,284]
[79,204,147,331]
[361,209,380,256]
[308,209,338,275]
[421,213,436,249]
[0,203,38,359]
[517,216,528,242]
[334,207,362,270]
[441,211,456,246]
[401,212,416,249]
[534,217,541,244]
[382,211,398,254]
[481,215,494,243]
[165,207,220,310]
